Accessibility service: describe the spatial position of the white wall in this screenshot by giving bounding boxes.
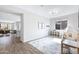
[0,6,50,42]
[50,12,78,33]
[23,12,50,42]
[0,6,78,42]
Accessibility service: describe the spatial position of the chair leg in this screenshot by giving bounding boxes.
[77,48,79,54]
[67,47,71,54]
[61,43,63,54]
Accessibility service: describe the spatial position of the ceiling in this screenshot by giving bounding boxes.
[13,5,79,18]
[0,11,21,23]
[0,5,79,19]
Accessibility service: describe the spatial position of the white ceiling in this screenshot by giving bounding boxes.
[0,5,79,19]
[13,5,79,18]
[0,11,21,23]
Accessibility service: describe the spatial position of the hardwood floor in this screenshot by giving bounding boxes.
[0,36,42,54]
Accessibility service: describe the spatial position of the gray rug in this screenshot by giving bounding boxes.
[29,36,62,54]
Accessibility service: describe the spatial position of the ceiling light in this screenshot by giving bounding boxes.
[49,10,58,15]
[49,8,60,15]
[40,5,44,7]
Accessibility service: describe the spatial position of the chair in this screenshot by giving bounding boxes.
[61,33,79,54]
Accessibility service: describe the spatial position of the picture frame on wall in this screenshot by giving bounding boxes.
[38,22,45,29]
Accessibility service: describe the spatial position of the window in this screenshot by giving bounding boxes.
[55,20,67,30]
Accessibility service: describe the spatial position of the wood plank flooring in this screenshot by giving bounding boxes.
[0,36,42,54]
